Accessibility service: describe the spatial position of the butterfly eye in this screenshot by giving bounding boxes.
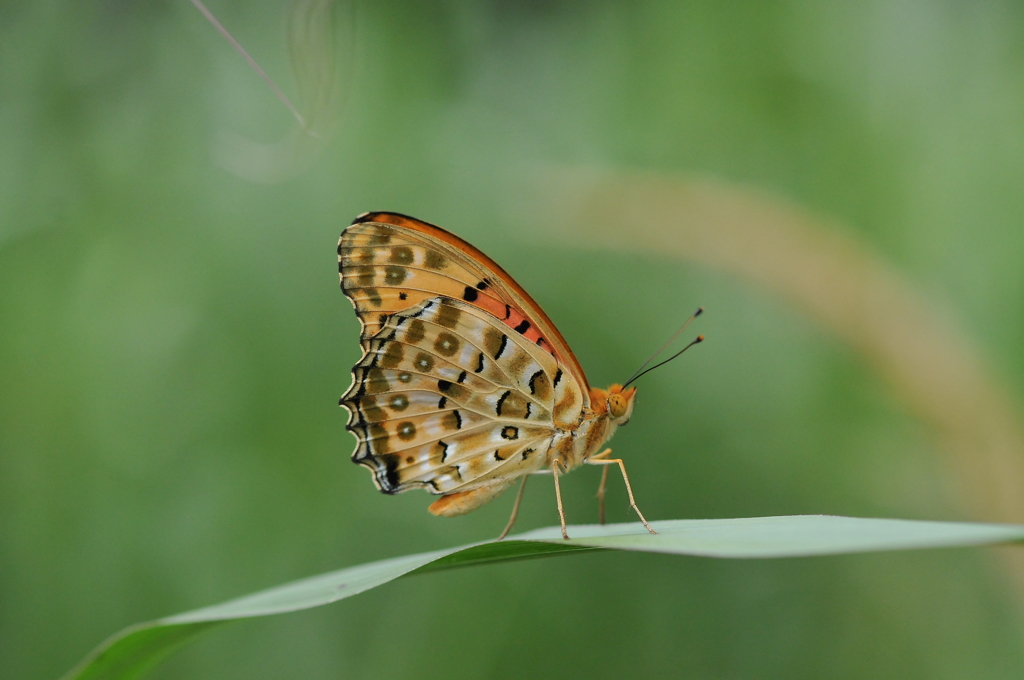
[609,394,628,419]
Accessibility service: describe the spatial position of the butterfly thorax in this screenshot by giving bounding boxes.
[552,384,636,471]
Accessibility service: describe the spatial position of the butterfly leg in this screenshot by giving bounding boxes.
[585,457,657,535]
[590,448,612,524]
[552,460,570,539]
[497,475,530,541]
[596,466,610,525]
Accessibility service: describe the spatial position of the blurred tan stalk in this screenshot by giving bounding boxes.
[526,168,1024,576]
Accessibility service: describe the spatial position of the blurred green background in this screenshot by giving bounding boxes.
[4,1,1024,678]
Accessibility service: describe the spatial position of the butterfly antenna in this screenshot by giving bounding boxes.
[622,307,703,387]
[623,335,704,388]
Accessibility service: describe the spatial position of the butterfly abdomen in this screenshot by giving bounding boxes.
[427,479,518,517]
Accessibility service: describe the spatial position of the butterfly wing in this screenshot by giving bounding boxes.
[342,297,558,493]
[338,212,590,427]
[338,213,589,504]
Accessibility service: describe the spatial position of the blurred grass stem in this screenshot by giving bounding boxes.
[190,0,309,131]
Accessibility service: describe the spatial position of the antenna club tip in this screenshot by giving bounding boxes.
[695,307,704,316]
[695,335,705,342]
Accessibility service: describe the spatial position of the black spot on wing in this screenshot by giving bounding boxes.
[528,370,544,395]
[409,300,434,318]
[475,352,485,373]
[382,456,400,493]
[554,368,563,387]
[457,370,468,383]
[442,410,462,431]
[496,390,510,416]
[353,354,381,400]
[514,320,531,334]
[462,286,478,302]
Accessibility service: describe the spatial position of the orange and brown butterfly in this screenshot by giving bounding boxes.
[337,212,701,539]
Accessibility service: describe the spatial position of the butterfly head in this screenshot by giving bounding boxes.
[605,384,637,426]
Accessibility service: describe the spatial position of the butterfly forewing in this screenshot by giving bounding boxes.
[339,229,485,346]
[339,213,590,393]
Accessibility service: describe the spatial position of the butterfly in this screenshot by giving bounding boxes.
[337,212,701,539]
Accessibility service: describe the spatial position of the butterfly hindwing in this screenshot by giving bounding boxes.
[341,297,576,495]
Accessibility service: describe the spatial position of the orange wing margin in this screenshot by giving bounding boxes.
[351,211,590,392]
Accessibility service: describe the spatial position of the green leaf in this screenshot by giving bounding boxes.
[61,515,1024,680]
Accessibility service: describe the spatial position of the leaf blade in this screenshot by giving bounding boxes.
[522,515,1024,558]
[61,515,1024,680]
